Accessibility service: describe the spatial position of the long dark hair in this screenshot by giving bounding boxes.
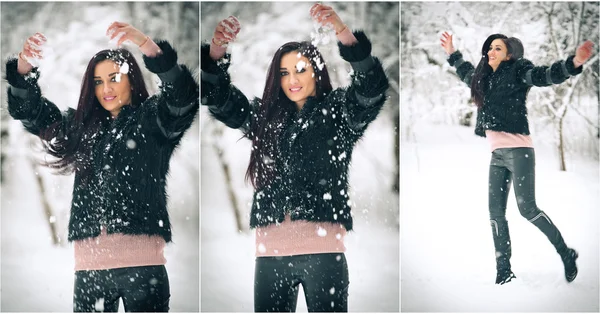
[245,41,333,189]
[470,34,524,107]
[42,48,149,177]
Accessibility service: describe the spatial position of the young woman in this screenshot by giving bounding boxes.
[201,4,389,312]
[6,22,199,311]
[440,31,593,285]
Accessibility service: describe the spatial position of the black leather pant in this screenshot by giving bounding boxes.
[488,148,568,271]
[73,265,170,312]
[254,253,349,312]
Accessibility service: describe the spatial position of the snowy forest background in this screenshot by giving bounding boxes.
[200,2,400,312]
[0,2,199,312]
[401,2,599,312]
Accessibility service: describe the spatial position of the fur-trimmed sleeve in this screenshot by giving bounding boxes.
[143,40,200,144]
[515,56,583,87]
[200,42,251,130]
[448,50,475,86]
[5,57,64,138]
[337,30,389,132]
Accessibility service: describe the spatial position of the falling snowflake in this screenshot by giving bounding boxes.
[317,227,327,237]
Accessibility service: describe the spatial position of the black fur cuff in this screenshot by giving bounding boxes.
[143,40,178,74]
[565,55,584,76]
[201,42,232,76]
[5,57,40,89]
[448,51,463,66]
[338,30,372,63]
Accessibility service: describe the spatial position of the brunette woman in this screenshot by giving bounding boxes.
[6,22,199,311]
[440,31,593,285]
[201,4,389,312]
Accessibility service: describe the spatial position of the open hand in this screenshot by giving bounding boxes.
[310,3,345,34]
[106,22,148,47]
[574,40,594,67]
[440,31,456,55]
[212,16,241,47]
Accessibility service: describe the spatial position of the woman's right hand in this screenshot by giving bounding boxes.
[209,16,241,61]
[440,31,456,55]
[18,32,46,75]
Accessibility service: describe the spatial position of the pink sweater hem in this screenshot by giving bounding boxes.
[255,215,347,257]
[74,227,166,271]
[486,130,533,152]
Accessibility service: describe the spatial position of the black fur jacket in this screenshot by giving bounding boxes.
[448,50,582,137]
[5,40,199,243]
[201,31,389,231]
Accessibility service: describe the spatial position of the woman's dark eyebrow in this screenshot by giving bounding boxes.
[93,72,120,79]
[279,67,288,71]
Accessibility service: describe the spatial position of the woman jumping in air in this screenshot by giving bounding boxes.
[202,3,389,311]
[440,31,593,285]
[6,22,199,311]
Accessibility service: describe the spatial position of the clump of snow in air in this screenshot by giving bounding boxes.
[310,20,333,46]
[317,227,327,237]
[296,60,307,72]
[149,278,158,285]
[94,298,104,312]
[329,287,336,295]
[323,192,332,200]
[115,62,129,82]
[313,56,325,71]
[126,139,136,149]
[158,220,163,227]
[258,243,266,253]
[262,156,274,165]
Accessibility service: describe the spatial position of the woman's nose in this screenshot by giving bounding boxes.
[103,84,113,94]
[288,74,299,85]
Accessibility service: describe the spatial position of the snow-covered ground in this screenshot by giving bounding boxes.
[401,122,599,312]
[200,113,400,312]
[0,122,200,312]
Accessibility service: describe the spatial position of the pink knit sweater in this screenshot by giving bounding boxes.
[74,226,166,271]
[255,215,347,257]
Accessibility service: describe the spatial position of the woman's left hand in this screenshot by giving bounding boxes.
[106,22,148,47]
[310,3,346,34]
[574,40,594,68]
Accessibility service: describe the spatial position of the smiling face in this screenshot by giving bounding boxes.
[487,38,511,71]
[280,51,317,110]
[94,60,132,117]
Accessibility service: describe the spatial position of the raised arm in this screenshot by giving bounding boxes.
[6,33,67,139]
[516,40,594,87]
[107,22,200,144]
[311,4,389,132]
[200,16,253,131]
[441,32,475,86]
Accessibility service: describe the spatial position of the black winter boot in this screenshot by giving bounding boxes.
[491,218,516,285]
[561,248,578,283]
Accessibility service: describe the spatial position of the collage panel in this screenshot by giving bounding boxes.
[200,1,399,312]
[0,2,199,312]
[401,2,599,312]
